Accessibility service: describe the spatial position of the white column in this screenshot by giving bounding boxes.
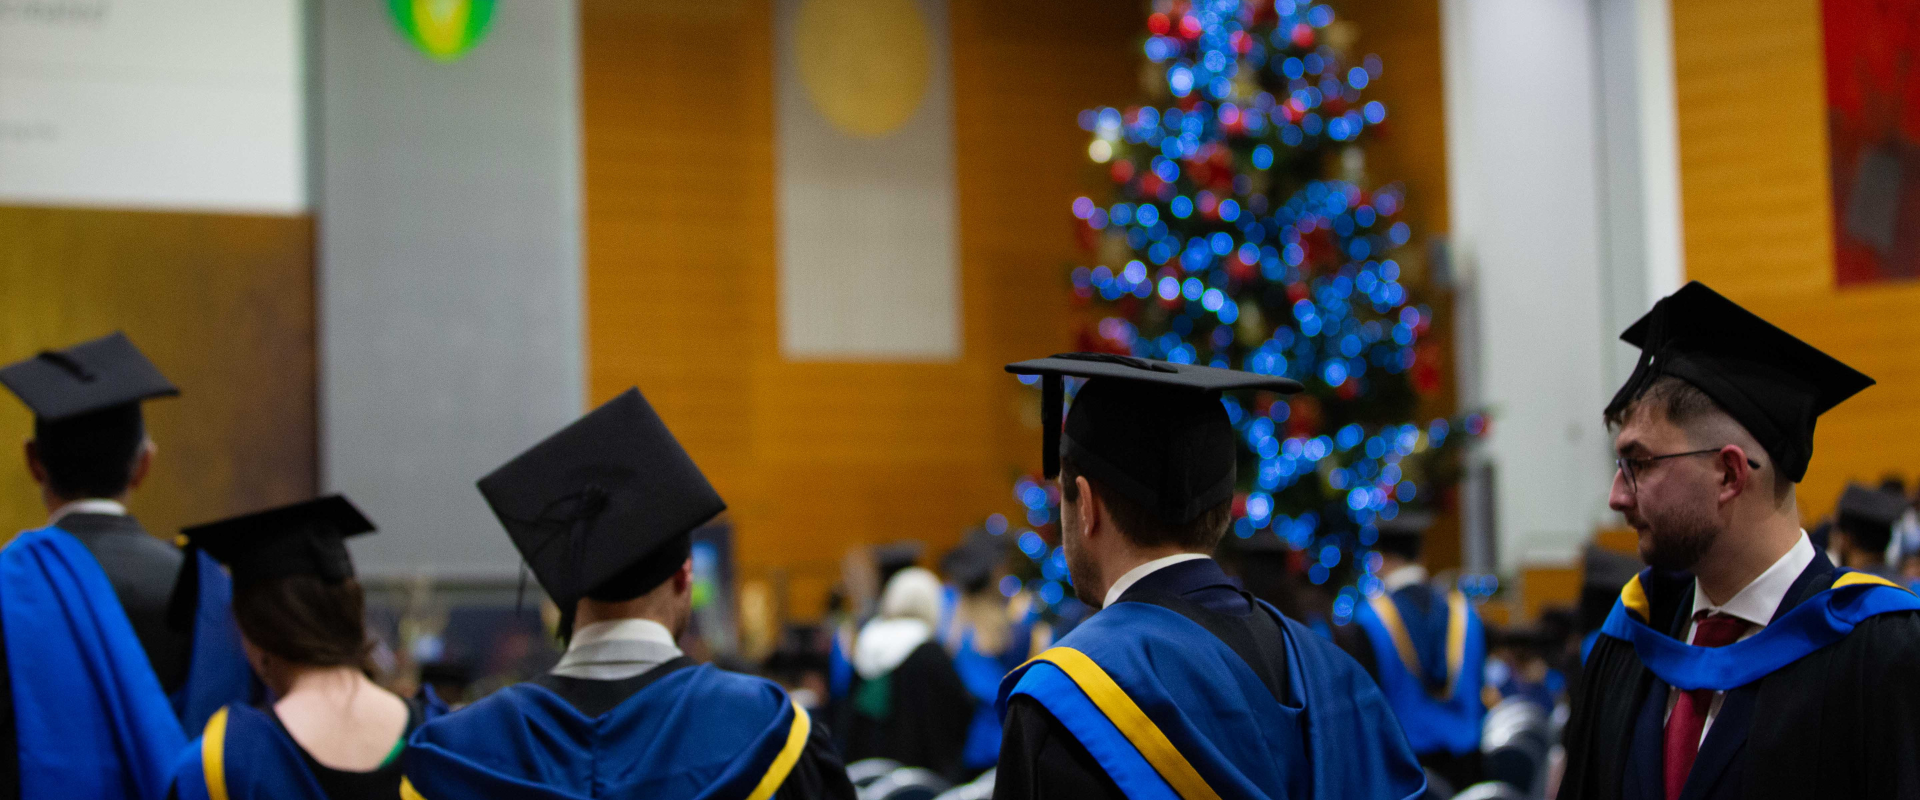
[1443,0,1618,572]
[317,1,584,580]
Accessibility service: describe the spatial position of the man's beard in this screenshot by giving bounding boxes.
[1636,502,1721,573]
[1061,506,1103,607]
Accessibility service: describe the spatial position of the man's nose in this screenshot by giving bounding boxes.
[1607,469,1634,513]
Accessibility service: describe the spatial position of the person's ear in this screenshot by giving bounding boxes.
[1075,475,1101,540]
[1716,445,1751,506]
[673,557,694,595]
[127,439,156,492]
[24,440,46,486]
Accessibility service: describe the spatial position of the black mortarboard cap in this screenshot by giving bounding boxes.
[181,495,375,587]
[1373,511,1433,556]
[1606,282,1874,482]
[0,332,178,422]
[1007,353,1302,525]
[941,528,1009,592]
[1838,483,1911,534]
[477,388,725,611]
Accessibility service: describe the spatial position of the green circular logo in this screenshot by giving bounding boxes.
[390,0,495,62]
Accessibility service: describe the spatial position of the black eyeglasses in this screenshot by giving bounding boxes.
[1616,448,1762,493]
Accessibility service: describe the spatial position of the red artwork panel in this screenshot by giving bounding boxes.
[1824,0,1920,285]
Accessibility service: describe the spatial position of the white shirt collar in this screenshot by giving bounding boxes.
[1689,531,1815,629]
[48,498,127,525]
[1383,564,1429,592]
[567,618,678,650]
[550,618,683,681]
[1102,553,1212,609]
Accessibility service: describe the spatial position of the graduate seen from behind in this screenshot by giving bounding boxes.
[401,387,855,800]
[1826,483,1912,582]
[0,333,252,800]
[994,354,1426,800]
[1347,512,1486,790]
[1559,282,1920,800]
[844,565,974,779]
[170,495,438,800]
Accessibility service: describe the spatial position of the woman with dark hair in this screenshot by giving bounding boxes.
[167,496,434,800]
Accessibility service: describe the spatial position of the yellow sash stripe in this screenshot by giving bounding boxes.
[202,707,230,800]
[1443,590,1469,697]
[1833,572,1912,592]
[1621,574,1651,620]
[1368,595,1426,684]
[744,701,813,800]
[399,777,428,800]
[1032,647,1222,800]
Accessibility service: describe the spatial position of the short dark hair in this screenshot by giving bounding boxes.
[1060,454,1231,552]
[1604,375,1722,431]
[232,575,376,675]
[1606,376,1789,498]
[33,404,145,499]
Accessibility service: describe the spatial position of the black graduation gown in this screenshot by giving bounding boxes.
[1560,550,1920,800]
[0,512,195,800]
[845,639,975,780]
[993,558,1287,800]
[534,658,856,800]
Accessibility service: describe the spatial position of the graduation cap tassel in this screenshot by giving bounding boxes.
[514,561,530,618]
[1042,374,1063,479]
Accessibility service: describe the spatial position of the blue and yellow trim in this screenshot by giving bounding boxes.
[1368,590,1472,698]
[201,707,230,800]
[1600,568,1920,691]
[1018,647,1221,800]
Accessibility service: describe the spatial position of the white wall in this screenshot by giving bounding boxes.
[318,0,583,580]
[1444,0,1619,571]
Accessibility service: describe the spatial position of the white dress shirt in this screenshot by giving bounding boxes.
[1665,532,1815,743]
[550,618,683,681]
[48,498,127,525]
[1102,553,1213,609]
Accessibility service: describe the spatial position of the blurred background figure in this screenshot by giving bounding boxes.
[416,661,474,711]
[937,527,1028,779]
[844,566,972,781]
[1830,482,1913,580]
[1349,512,1487,790]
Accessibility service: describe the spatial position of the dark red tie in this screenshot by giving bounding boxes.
[1663,612,1747,800]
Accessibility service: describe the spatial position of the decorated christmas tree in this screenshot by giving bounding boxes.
[998,0,1481,627]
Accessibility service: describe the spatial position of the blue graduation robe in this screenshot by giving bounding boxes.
[170,696,441,800]
[401,659,850,800]
[0,524,252,800]
[1560,553,1920,800]
[994,558,1426,800]
[1351,583,1486,758]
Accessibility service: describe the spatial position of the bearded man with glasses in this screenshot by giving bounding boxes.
[1559,282,1920,800]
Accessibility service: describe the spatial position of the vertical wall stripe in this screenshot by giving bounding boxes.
[775,0,960,360]
[317,0,583,579]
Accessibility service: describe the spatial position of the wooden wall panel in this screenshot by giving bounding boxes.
[581,0,1140,618]
[1672,0,1920,519]
[0,207,316,539]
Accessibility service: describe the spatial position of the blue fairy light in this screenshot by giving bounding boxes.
[1017,530,1046,558]
[999,575,1021,598]
[1039,581,1065,605]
